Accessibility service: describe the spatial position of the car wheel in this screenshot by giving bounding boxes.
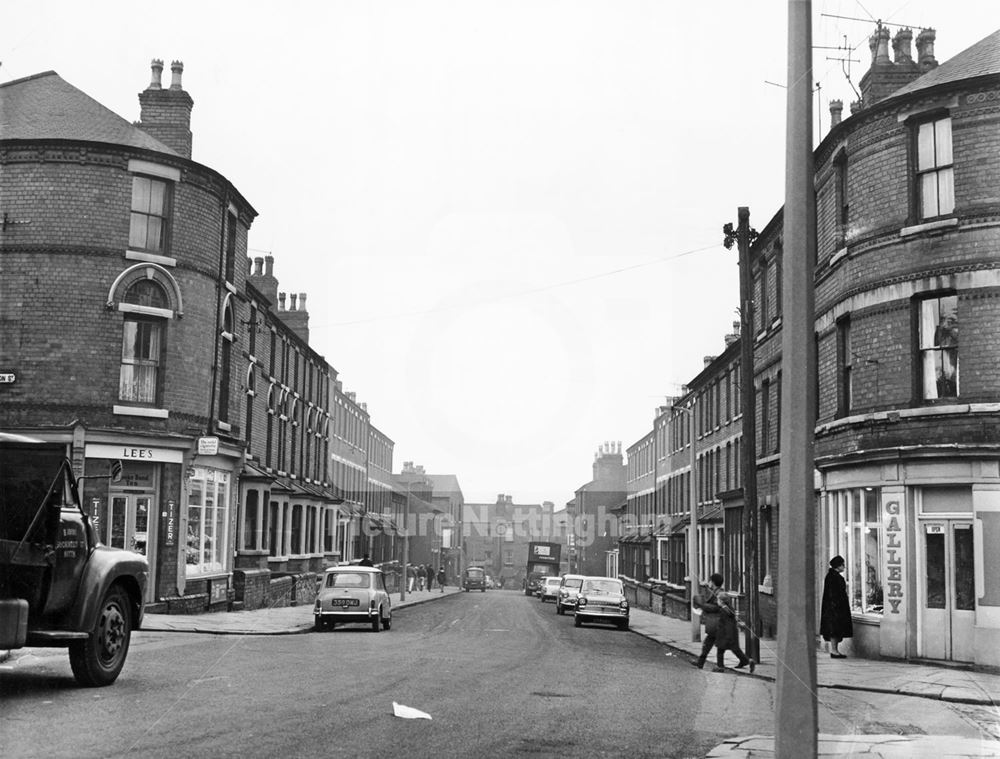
[69,585,132,687]
[381,611,391,631]
[574,615,582,628]
[619,620,629,631]
[556,603,563,615]
[314,617,325,632]
[371,610,381,633]
[481,588,485,593]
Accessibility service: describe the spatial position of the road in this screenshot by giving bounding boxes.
[1,591,991,758]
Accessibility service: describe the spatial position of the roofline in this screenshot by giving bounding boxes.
[0,70,59,89]
[0,136,259,220]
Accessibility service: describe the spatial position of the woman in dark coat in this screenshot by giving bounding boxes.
[820,555,853,658]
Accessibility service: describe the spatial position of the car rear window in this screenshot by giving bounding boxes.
[326,572,371,588]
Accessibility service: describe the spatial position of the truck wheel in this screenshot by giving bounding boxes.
[69,585,131,687]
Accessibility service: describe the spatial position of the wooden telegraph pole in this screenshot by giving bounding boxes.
[777,0,818,756]
[724,208,760,664]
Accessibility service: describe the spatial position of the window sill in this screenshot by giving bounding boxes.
[899,217,958,237]
[126,249,177,268]
[114,405,169,419]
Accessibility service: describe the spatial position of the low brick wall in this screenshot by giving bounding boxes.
[293,573,318,605]
[233,569,270,611]
[164,593,208,614]
[268,576,295,607]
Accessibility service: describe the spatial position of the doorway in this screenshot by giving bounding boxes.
[918,519,975,662]
[106,492,157,603]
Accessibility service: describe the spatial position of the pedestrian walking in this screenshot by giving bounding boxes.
[692,573,754,673]
[407,564,416,592]
[426,565,435,592]
[437,566,446,592]
[417,564,426,591]
[821,555,853,658]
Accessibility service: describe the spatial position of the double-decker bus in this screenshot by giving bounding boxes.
[524,541,561,596]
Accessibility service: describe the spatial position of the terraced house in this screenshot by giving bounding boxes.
[621,26,1000,668]
[0,61,413,613]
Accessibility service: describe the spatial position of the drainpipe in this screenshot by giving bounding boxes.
[207,194,230,435]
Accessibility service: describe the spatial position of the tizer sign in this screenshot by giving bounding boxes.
[533,545,551,557]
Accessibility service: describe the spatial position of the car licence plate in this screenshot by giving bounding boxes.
[330,599,359,607]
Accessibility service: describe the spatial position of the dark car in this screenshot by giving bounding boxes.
[463,566,487,592]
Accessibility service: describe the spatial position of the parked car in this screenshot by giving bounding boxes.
[314,566,391,632]
[574,576,629,630]
[463,566,487,592]
[539,576,562,603]
[555,574,587,615]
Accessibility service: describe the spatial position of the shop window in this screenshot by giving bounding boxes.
[915,116,954,220]
[917,294,959,400]
[129,175,172,253]
[185,468,231,575]
[243,490,259,550]
[826,488,883,615]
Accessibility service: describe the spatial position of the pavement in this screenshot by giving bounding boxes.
[7,588,1000,757]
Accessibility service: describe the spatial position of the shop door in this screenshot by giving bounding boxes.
[920,520,975,662]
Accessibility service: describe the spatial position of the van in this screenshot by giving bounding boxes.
[463,566,487,592]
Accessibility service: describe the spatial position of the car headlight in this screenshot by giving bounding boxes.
[620,600,629,610]
[577,597,587,607]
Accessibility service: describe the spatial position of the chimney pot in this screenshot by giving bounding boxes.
[704,355,715,367]
[870,27,891,65]
[278,292,286,310]
[829,99,843,127]
[253,257,263,276]
[170,60,184,90]
[289,294,297,311]
[299,292,307,310]
[892,28,914,63]
[149,59,164,90]
[850,100,862,114]
[916,28,937,71]
[264,255,274,276]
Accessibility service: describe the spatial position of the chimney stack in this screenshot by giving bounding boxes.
[859,26,931,110]
[248,254,279,306]
[137,58,194,158]
[280,291,310,344]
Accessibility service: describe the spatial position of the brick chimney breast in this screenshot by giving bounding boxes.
[137,58,194,158]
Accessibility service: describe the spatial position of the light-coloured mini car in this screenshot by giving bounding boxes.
[539,576,562,603]
[555,574,587,615]
[314,566,391,632]
[574,576,629,630]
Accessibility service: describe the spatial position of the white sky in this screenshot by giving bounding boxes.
[4,1,996,504]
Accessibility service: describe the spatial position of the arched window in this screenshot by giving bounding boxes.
[219,301,235,424]
[118,280,168,405]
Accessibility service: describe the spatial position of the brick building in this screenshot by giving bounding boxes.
[0,61,417,614]
[621,26,1000,667]
[568,443,626,578]
[0,62,256,611]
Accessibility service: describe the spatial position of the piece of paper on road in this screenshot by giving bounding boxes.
[392,701,432,720]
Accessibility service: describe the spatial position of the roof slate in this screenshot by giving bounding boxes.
[891,28,1000,99]
[0,70,176,154]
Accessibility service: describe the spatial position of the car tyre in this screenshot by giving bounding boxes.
[371,610,381,633]
[69,584,132,687]
[619,620,629,631]
[314,617,325,632]
[556,603,563,615]
[381,611,391,631]
[574,614,582,628]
